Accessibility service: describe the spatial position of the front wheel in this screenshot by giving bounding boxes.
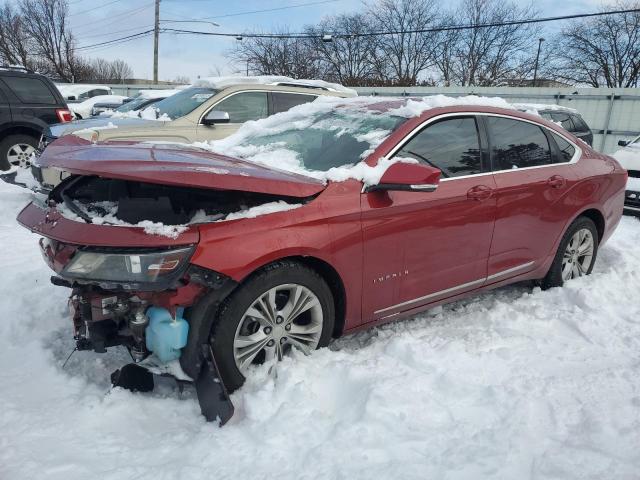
[210,261,335,392]
[541,216,599,289]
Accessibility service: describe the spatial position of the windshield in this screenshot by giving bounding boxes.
[151,87,217,119]
[115,97,152,113]
[219,107,407,172]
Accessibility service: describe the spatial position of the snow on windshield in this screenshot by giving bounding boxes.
[199,95,514,187]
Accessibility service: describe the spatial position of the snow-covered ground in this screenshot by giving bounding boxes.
[1,178,640,480]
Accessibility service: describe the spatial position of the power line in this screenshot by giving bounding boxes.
[76,29,155,51]
[204,0,340,20]
[75,24,154,42]
[160,7,640,39]
[69,0,125,17]
[72,3,154,33]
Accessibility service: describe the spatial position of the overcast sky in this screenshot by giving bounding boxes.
[10,0,612,81]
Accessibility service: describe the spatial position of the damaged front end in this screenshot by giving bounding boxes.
[17,140,325,424]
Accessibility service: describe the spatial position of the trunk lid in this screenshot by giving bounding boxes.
[38,136,325,198]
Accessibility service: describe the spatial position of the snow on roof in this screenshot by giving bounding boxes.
[512,103,577,114]
[192,75,358,96]
[199,94,515,187]
[55,83,112,98]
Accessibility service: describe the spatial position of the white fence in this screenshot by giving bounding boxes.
[107,84,640,154]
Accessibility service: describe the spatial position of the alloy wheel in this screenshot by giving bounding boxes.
[7,143,36,170]
[561,228,594,281]
[233,283,324,375]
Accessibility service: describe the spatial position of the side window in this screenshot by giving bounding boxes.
[394,117,481,178]
[487,117,552,170]
[550,112,575,131]
[211,92,268,123]
[550,132,576,163]
[271,92,317,114]
[1,76,56,104]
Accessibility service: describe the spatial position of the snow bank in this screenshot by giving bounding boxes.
[199,95,513,187]
[193,75,357,96]
[1,176,640,479]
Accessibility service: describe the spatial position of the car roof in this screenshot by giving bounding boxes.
[192,76,357,97]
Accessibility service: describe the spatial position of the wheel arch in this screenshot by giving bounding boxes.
[0,124,42,141]
[577,208,605,241]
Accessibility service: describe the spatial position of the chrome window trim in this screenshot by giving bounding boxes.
[381,111,582,183]
[198,89,318,125]
[373,261,535,315]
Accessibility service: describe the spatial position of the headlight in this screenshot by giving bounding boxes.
[62,247,194,286]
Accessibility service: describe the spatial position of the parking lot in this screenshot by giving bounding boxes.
[1,177,639,479]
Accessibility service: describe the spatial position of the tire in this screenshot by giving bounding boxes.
[0,134,39,171]
[541,216,599,290]
[210,261,335,392]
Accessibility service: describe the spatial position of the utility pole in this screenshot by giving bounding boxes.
[532,37,545,87]
[153,0,160,84]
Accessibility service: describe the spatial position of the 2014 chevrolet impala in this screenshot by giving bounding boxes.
[18,97,626,411]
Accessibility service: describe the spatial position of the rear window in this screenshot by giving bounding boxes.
[487,117,552,170]
[272,92,317,114]
[571,114,589,132]
[550,112,575,131]
[2,76,57,104]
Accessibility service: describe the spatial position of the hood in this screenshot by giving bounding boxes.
[38,136,326,198]
[48,117,161,138]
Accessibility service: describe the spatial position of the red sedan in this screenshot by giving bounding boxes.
[18,98,626,398]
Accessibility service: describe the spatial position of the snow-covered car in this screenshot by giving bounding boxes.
[67,95,129,119]
[612,134,640,215]
[513,103,593,146]
[101,89,181,118]
[18,95,626,422]
[55,83,111,102]
[32,76,355,191]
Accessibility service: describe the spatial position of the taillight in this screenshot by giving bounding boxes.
[56,108,72,123]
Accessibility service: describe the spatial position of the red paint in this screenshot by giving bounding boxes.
[18,105,626,336]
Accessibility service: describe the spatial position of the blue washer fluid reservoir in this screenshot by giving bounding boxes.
[145,306,189,363]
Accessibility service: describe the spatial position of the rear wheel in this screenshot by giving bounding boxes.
[210,261,335,392]
[0,134,38,172]
[541,216,599,289]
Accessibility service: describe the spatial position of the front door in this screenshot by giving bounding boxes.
[196,91,269,142]
[361,116,497,322]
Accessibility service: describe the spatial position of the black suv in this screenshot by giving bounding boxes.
[0,66,71,171]
[537,109,593,146]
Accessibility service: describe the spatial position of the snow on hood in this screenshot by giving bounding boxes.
[613,139,640,192]
[69,95,129,119]
[48,117,160,138]
[198,94,515,187]
[192,75,357,96]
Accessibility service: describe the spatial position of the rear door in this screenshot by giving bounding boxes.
[361,115,497,321]
[484,115,579,281]
[0,84,11,128]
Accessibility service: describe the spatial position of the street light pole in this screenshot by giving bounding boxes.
[532,37,545,87]
[153,0,160,84]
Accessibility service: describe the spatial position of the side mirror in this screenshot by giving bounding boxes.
[67,95,76,101]
[202,110,230,126]
[618,140,629,147]
[365,162,441,193]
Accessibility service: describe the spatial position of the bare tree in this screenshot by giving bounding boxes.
[108,59,133,82]
[366,0,441,85]
[229,30,323,78]
[554,2,640,87]
[306,14,378,86]
[19,0,76,81]
[442,0,541,86]
[0,3,33,68]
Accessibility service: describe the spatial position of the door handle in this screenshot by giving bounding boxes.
[467,185,493,201]
[547,175,566,189]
